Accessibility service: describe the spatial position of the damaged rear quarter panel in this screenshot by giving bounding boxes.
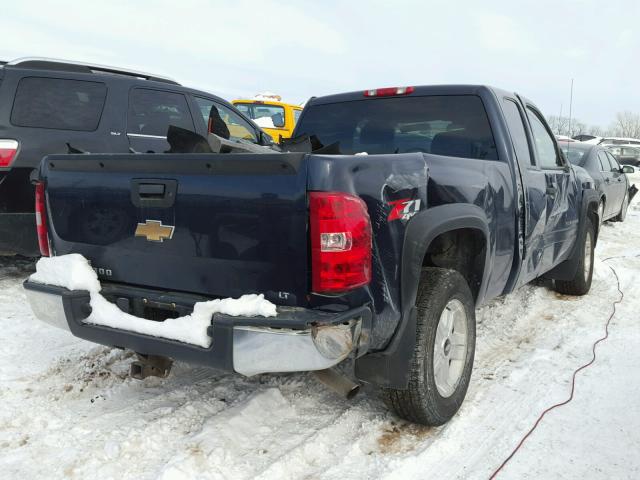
[307,153,428,348]
[307,152,516,350]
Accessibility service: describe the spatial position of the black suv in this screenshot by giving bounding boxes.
[0,57,273,256]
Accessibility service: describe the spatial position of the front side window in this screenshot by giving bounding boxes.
[128,89,194,137]
[195,98,258,143]
[11,77,106,131]
[526,108,559,169]
[293,109,302,124]
[234,103,285,129]
[294,95,498,160]
[606,152,621,171]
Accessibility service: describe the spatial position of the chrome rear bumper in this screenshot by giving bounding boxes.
[23,280,370,376]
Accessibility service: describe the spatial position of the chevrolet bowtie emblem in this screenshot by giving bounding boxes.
[135,220,174,242]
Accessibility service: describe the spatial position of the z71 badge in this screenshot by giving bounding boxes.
[388,198,421,222]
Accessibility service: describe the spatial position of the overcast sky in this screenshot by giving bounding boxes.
[2,0,638,128]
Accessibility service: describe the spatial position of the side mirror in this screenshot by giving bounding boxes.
[272,113,285,128]
[622,165,635,174]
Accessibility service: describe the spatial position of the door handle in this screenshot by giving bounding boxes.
[138,183,166,198]
[131,179,177,208]
[605,178,611,183]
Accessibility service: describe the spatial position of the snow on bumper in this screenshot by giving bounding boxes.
[23,280,370,376]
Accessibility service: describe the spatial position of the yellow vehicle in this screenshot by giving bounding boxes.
[232,97,303,142]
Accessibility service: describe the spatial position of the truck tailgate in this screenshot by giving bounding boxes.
[41,153,309,304]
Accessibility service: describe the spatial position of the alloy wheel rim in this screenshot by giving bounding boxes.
[433,299,468,398]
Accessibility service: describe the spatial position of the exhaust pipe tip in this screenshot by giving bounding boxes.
[313,368,361,400]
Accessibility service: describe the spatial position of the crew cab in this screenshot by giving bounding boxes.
[24,85,600,425]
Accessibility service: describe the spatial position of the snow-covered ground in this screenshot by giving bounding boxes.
[2,179,640,479]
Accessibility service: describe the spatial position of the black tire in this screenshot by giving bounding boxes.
[613,192,629,222]
[554,218,595,296]
[381,268,476,426]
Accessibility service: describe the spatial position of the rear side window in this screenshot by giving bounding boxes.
[502,98,533,166]
[127,89,194,137]
[295,95,498,160]
[11,77,106,131]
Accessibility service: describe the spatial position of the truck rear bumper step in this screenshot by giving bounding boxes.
[23,280,371,376]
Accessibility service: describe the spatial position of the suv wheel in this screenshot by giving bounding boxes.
[381,268,476,426]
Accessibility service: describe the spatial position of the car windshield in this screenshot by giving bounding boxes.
[559,143,590,166]
[295,95,498,160]
[235,103,285,128]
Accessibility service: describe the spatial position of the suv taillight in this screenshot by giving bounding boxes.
[310,192,372,294]
[35,182,50,257]
[0,139,19,168]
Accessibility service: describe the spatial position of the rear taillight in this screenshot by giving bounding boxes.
[364,86,414,97]
[310,192,372,294]
[35,182,50,257]
[0,139,19,168]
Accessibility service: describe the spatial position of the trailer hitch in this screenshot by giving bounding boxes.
[130,353,173,380]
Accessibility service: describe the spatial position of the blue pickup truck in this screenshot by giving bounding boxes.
[24,85,600,425]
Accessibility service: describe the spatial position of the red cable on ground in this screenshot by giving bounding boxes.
[489,263,624,479]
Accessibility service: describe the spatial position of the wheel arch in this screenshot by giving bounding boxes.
[545,188,600,281]
[355,204,491,389]
[401,204,492,315]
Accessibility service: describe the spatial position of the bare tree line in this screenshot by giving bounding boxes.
[547,111,640,139]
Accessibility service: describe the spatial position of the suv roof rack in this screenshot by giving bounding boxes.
[6,57,179,85]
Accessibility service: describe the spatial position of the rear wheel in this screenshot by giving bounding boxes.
[613,192,629,222]
[554,218,595,296]
[381,268,476,425]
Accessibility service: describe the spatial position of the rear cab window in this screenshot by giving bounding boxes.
[127,88,194,137]
[295,95,499,160]
[11,77,107,131]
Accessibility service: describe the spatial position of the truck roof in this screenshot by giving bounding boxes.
[307,84,505,106]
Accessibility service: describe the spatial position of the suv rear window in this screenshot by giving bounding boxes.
[11,77,107,131]
[295,95,498,160]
